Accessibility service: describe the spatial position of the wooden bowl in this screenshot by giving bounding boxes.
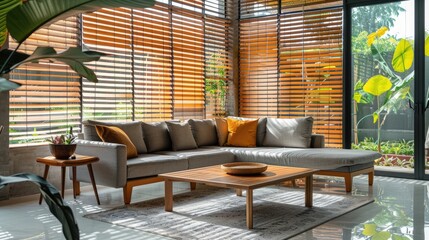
[221,162,268,175]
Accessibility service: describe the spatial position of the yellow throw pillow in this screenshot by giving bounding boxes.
[226,118,258,147]
[95,125,138,159]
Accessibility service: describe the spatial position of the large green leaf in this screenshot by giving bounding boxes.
[363,75,392,96]
[7,46,106,82]
[0,0,22,47]
[7,0,155,44]
[0,173,79,240]
[0,77,20,91]
[391,39,413,73]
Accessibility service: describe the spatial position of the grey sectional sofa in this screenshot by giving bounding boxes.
[74,117,381,204]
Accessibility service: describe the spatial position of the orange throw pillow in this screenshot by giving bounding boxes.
[226,118,258,147]
[95,125,138,159]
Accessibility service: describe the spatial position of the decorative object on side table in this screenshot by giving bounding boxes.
[47,127,77,160]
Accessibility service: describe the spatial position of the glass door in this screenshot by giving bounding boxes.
[351,1,416,175]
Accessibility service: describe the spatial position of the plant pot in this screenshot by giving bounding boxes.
[49,144,77,160]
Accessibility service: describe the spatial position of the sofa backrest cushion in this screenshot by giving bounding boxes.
[188,119,218,146]
[142,121,172,152]
[95,125,138,159]
[83,120,147,154]
[166,122,198,151]
[214,118,228,146]
[226,118,258,147]
[263,117,313,148]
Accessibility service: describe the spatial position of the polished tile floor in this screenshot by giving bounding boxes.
[0,175,427,239]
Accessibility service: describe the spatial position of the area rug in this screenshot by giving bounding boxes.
[85,185,373,240]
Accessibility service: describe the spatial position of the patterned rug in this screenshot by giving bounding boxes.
[85,185,373,240]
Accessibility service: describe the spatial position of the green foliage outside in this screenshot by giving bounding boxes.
[205,50,227,117]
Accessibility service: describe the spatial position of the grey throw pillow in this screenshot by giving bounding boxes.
[141,122,172,152]
[263,117,313,148]
[166,122,198,151]
[84,120,147,154]
[188,119,218,146]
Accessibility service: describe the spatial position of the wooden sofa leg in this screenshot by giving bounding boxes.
[123,184,133,205]
[368,171,374,186]
[190,182,196,190]
[344,175,352,192]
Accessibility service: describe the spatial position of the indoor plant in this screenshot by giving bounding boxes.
[46,127,77,159]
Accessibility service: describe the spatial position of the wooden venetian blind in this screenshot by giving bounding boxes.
[133,4,173,121]
[279,8,343,147]
[172,6,205,119]
[82,1,231,122]
[9,18,80,146]
[239,16,279,118]
[82,8,134,122]
[239,1,343,147]
[240,0,278,19]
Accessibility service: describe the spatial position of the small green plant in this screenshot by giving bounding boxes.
[46,127,76,145]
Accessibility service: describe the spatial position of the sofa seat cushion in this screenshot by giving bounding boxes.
[214,147,381,170]
[127,154,188,179]
[158,148,235,169]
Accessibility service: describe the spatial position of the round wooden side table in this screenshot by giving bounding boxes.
[36,154,100,205]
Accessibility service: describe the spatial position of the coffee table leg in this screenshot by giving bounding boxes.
[305,175,313,207]
[39,165,50,204]
[165,179,173,211]
[236,189,242,196]
[246,189,253,229]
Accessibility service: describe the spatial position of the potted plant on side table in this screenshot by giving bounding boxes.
[47,127,77,160]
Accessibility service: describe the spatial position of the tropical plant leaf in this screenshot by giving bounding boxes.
[7,0,155,44]
[392,39,413,73]
[0,77,20,91]
[362,223,377,236]
[426,36,429,57]
[7,46,105,82]
[0,0,22,47]
[372,231,391,240]
[0,173,79,240]
[363,75,392,96]
[0,49,30,74]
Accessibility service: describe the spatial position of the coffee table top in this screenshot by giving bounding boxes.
[160,164,318,189]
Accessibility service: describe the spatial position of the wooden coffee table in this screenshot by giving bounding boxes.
[159,164,318,229]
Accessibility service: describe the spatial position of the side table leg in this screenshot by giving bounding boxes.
[165,179,173,211]
[246,189,253,229]
[87,164,100,205]
[39,165,50,204]
[72,167,77,199]
[61,167,66,199]
[305,175,313,208]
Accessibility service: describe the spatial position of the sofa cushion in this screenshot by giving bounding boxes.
[142,122,172,152]
[226,118,258,147]
[227,117,267,146]
[127,154,188,178]
[159,148,235,169]
[95,125,138,159]
[214,118,228,146]
[217,146,381,170]
[84,120,147,154]
[166,122,198,151]
[263,117,313,148]
[188,119,218,146]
